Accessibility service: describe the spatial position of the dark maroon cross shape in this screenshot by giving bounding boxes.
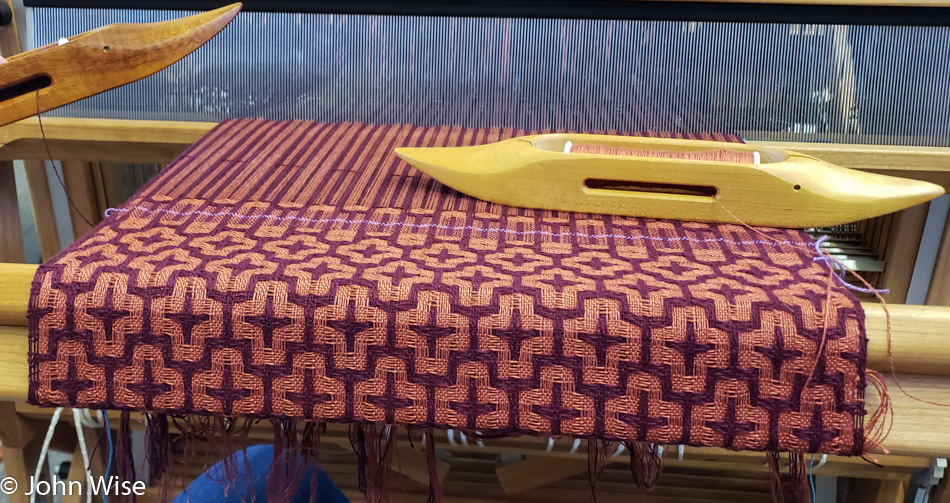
[244,295,293,347]
[460,269,493,291]
[450,381,496,428]
[582,256,610,271]
[326,302,375,353]
[86,285,131,341]
[137,233,167,248]
[664,321,715,374]
[221,257,260,275]
[147,254,186,271]
[507,252,534,268]
[531,383,581,436]
[429,247,465,264]
[711,283,745,303]
[540,272,582,293]
[280,239,313,257]
[210,235,242,250]
[754,326,802,380]
[628,278,665,301]
[76,250,108,268]
[576,314,622,367]
[410,305,455,358]
[618,390,668,438]
[794,290,827,312]
[743,263,780,282]
[706,397,755,447]
[167,291,210,345]
[302,261,335,278]
[358,243,382,259]
[387,265,420,286]
[285,367,332,419]
[366,373,413,423]
[207,367,252,416]
[51,356,94,405]
[793,406,840,452]
[127,360,171,410]
[493,310,538,360]
[662,260,695,277]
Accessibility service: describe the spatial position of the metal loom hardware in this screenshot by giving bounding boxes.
[395,133,945,228]
[0,3,241,127]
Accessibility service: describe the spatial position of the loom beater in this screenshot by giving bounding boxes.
[0,3,241,127]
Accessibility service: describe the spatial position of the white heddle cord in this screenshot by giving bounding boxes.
[72,409,94,503]
[32,407,64,503]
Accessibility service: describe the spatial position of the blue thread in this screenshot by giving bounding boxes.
[808,454,816,503]
[103,411,112,503]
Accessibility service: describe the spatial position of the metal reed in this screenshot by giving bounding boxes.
[29,9,950,146]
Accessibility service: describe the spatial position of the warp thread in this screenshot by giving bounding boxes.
[301,422,324,503]
[145,414,172,503]
[115,412,136,503]
[423,429,442,503]
[624,441,662,492]
[267,419,309,503]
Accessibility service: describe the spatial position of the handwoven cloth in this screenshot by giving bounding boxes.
[28,119,867,455]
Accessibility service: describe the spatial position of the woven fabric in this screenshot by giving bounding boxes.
[28,119,867,455]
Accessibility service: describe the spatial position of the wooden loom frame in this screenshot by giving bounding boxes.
[0,117,949,502]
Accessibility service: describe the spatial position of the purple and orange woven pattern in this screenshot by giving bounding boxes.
[28,119,867,456]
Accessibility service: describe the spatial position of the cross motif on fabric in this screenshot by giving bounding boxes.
[754,326,802,380]
[618,389,668,439]
[630,278,664,301]
[137,233,167,248]
[540,273,581,293]
[576,314,622,366]
[244,295,293,347]
[459,269,492,291]
[711,283,745,303]
[51,356,94,405]
[387,265,420,286]
[664,321,715,374]
[793,406,840,452]
[210,235,242,250]
[326,301,375,353]
[77,250,108,269]
[410,305,455,358]
[87,285,131,339]
[494,310,538,360]
[366,373,413,423]
[706,397,755,447]
[285,367,331,419]
[531,383,580,436]
[127,360,171,410]
[450,380,496,429]
[207,367,252,415]
[429,247,464,264]
[147,254,186,271]
[167,291,210,345]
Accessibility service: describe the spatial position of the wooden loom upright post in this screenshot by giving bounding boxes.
[0,5,52,503]
[0,0,23,264]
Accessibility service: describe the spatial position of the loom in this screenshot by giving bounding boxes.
[1,1,950,502]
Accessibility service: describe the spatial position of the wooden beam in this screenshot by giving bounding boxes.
[2,119,950,187]
[60,161,100,240]
[0,118,215,165]
[0,162,25,263]
[926,211,950,306]
[879,204,930,304]
[22,160,61,261]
